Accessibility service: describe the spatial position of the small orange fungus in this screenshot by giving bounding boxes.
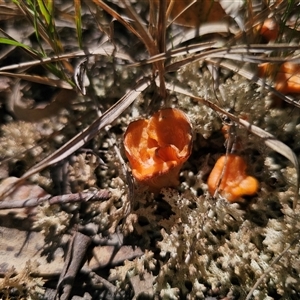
[207,154,259,203]
[258,62,300,94]
[259,18,279,41]
[154,0,226,27]
[124,108,192,191]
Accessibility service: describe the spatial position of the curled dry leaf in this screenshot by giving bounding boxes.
[0,227,65,277]
[9,82,77,122]
[124,108,192,191]
[89,245,144,269]
[0,177,48,202]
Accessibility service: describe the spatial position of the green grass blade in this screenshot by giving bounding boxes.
[0,37,39,57]
[74,0,83,49]
[0,37,30,49]
[37,0,51,25]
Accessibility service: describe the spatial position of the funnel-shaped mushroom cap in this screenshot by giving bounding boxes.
[207,154,259,203]
[124,108,192,191]
[258,62,300,94]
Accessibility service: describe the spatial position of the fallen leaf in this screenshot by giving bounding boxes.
[0,177,48,202]
[0,226,66,277]
[9,82,77,122]
[89,246,144,269]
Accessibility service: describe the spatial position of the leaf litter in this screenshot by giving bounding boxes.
[0,0,300,299]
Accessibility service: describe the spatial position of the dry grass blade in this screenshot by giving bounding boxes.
[0,72,73,89]
[0,76,151,202]
[166,21,239,49]
[166,0,197,27]
[166,44,300,73]
[238,118,300,209]
[120,0,157,56]
[127,40,221,68]
[7,76,151,189]
[91,0,140,39]
[0,4,21,20]
[0,45,133,72]
[74,0,83,48]
[164,81,300,208]
[120,0,166,96]
[157,0,167,53]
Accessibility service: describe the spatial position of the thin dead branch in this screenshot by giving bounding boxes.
[0,189,111,210]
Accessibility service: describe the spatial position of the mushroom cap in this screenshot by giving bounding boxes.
[207,154,259,202]
[259,18,279,41]
[275,62,300,94]
[153,0,226,27]
[258,62,300,94]
[124,108,192,191]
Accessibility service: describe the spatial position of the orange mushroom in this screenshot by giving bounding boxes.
[258,62,300,95]
[124,108,192,191]
[258,18,279,41]
[207,154,259,203]
[274,62,300,94]
[153,0,226,27]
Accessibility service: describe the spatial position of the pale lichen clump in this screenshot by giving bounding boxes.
[68,153,100,192]
[109,250,156,286]
[154,188,300,299]
[107,180,300,298]
[0,116,69,162]
[155,189,244,298]
[0,261,45,299]
[32,203,72,236]
[0,121,43,164]
[177,66,222,139]
[0,116,70,191]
